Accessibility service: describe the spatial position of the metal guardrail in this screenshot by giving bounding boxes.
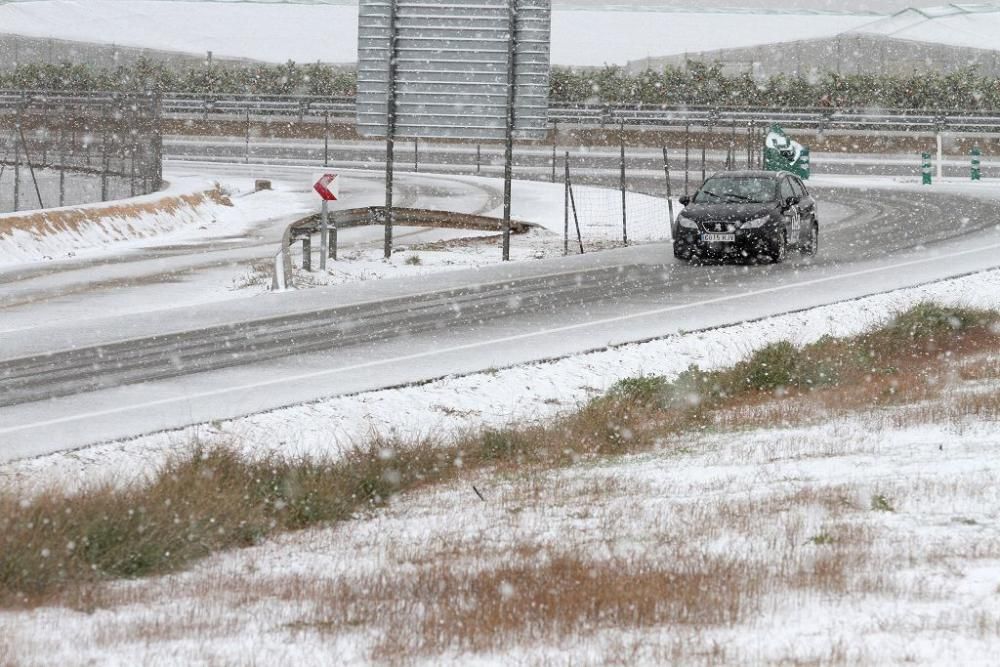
[274,206,531,289]
[4,91,1000,134]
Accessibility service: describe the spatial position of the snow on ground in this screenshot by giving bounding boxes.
[271,180,674,291]
[0,176,237,267]
[5,266,999,496]
[0,1,878,67]
[2,348,998,665]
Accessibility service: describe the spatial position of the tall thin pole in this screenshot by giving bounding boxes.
[501,0,519,261]
[59,126,66,207]
[662,146,674,227]
[13,102,20,212]
[384,0,399,259]
[619,121,627,245]
[683,121,690,197]
[320,199,329,271]
[701,127,707,184]
[551,121,557,183]
[568,165,584,255]
[563,151,570,256]
[245,108,250,164]
[324,110,330,167]
[18,125,45,209]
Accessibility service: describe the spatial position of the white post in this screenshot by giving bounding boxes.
[271,250,287,291]
[320,199,329,271]
[937,132,944,181]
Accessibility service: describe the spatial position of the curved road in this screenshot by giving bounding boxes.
[1,169,999,460]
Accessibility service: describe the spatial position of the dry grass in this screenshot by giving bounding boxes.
[0,187,231,238]
[0,302,997,623]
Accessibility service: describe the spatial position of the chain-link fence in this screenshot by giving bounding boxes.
[0,92,162,214]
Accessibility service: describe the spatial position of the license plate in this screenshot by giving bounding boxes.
[702,233,735,243]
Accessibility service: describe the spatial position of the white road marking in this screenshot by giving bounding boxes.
[4,240,1000,437]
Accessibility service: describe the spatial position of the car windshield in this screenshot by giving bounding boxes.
[693,177,778,204]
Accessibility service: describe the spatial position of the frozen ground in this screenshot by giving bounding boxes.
[4,266,998,496]
[1,315,998,665]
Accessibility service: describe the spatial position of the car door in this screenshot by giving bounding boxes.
[778,177,800,242]
[790,177,814,244]
[791,177,815,220]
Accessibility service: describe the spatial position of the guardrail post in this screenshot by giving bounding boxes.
[922,152,932,185]
[971,146,982,181]
[476,144,481,174]
[302,235,312,271]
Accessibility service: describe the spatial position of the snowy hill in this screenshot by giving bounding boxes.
[0,0,875,67]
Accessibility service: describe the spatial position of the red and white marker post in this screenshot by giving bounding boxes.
[313,173,339,269]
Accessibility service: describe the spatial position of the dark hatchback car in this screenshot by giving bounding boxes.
[673,170,819,263]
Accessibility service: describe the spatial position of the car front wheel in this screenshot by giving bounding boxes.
[800,222,819,256]
[769,231,787,263]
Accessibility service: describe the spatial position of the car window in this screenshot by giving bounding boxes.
[779,179,796,202]
[693,177,778,204]
[790,179,806,198]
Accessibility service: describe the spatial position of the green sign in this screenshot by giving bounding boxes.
[764,124,810,180]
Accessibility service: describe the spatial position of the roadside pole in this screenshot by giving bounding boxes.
[563,151,569,256]
[662,146,674,227]
[12,102,20,212]
[620,122,627,245]
[972,146,982,181]
[567,156,584,255]
[922,152,932,185]
[383,0,399,259]
[500,0,519,261]
[936,132,944,181]
[314,173,340,266]
[684,121,690,197]
[320,199,329,271]
[551,121,557,183]
[323,111,330,167]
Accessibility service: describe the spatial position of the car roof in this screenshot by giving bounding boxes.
[708,170,783,179]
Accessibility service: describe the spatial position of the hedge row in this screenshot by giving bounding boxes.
[3,59,1000,110]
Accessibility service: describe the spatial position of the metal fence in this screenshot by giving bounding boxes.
[0,92,162,214]
[3,90,1000,135]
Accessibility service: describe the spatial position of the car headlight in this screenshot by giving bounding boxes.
[677,214,698,229]
[740,215,771,229]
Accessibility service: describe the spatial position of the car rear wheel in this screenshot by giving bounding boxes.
[800,222,819,256]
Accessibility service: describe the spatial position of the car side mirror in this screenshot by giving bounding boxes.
[679,195,691,206]
[785,196,798,208]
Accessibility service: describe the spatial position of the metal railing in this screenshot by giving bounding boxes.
[4,91,1000,134]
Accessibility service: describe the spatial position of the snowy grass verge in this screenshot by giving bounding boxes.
[0,179,236,266]
[1,303,996,609]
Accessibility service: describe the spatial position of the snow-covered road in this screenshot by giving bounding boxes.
[2,173,1000,459]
